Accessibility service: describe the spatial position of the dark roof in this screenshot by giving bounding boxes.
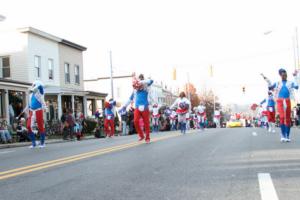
[60,39,87,51]
[0,78,31,86]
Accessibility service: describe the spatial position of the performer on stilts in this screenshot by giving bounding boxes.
[104,98,116,137]
[262,69,299,142]
[25,81,47,148]
[151,103,160,133]
[260,91,276,132]
[120,73,153,143]
[170,92,191,134]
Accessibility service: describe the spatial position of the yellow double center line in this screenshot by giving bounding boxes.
[0,134,180,181]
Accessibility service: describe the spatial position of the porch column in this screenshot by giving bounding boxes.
[4,89,9,124]
[83,96,87,117]
[23,91,28,118]
[57,94,62,119]
[92,98,97,114]
[71,95,75,116]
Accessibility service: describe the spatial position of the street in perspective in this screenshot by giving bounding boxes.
[1,1,300,200]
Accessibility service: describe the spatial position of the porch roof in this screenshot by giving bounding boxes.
[0,78,31,91]
[45,86,107,99]
[45,86,87,96]
[85,91,107,99]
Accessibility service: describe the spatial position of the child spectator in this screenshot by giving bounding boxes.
[16,118,29,142]
[74,120,82,141]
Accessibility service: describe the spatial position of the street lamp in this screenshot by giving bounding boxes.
[0,15,6,22]
[264,28,299,70]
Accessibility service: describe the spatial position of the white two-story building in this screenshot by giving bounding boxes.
[0,27,106,123]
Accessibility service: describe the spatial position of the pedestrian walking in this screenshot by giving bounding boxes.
[67,109,75,139]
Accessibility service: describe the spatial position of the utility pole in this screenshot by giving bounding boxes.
[296,27,300,69]
[110,51,114,99]
[210,65,215,116]
[293,36,297,70]
[187,72,191,101]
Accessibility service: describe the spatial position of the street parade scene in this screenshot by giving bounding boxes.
[1,1,300,200]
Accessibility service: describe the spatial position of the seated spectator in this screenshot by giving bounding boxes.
[16,118,29,142]
[0,121,12,144]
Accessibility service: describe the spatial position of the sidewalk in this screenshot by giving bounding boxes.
[0,135,96,149]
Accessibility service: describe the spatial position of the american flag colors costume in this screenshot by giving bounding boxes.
[120,74,153,143]
[104,99,116,137]
[263,69,299,142]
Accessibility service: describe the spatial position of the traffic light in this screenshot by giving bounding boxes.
[172,68,176,80]
[242,86,245,93]
[209,65,213,77]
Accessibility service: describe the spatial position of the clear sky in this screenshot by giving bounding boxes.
[1,0,300,105]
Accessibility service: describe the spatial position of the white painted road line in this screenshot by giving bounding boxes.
[0,150,15,154]
[258,173,279,200]
[252,132,257,136]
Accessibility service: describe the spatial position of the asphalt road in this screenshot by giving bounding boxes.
[1,127,300,200]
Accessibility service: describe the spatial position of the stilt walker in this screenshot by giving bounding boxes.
[262,69,299,142]
[104,99,116,137]
[120,73,153,143]
[26,81,47,148]
[260,91,276,132]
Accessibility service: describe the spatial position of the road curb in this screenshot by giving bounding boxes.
[0,130,200,149]
[0,136,97,149]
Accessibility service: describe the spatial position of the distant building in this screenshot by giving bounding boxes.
[84,77,177,108]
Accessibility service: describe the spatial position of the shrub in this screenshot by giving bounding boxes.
[84,118,97,134]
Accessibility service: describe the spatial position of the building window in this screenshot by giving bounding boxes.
[48,59,54,80]
[64,63,70,83]
[34,56,41,78]
[74,65,80,84]
[0,57,10,78]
